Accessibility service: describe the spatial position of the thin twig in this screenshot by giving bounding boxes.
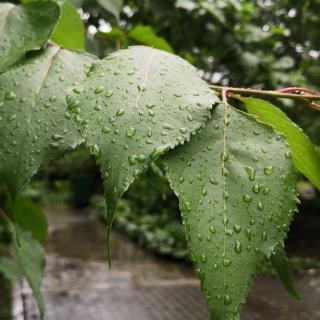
[210,85,320,101]
[211,85,320,111]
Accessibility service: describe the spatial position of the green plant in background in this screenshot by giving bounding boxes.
[0,1,320,320]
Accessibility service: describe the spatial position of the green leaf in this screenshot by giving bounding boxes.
[0,46,95,197]
[67,46,218,262]
[128,25,173,53]
[0,1,60,73]
[9,222,46,319]
[163,104,298,320]
[244,98,320,191]
[15,195,48,242]
[97,0,123,19]
[51,0,85,50]
[271,248,301,301]
[0,256,23,282]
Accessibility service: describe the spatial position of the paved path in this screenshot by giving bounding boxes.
[14,205,320,320]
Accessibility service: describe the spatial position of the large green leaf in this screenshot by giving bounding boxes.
[9,221,46,319]
[128,25,173,53]
[163,104,298,320]
[67,46,218,260]
[15,195,48,242]
[0,46,95,197]
[51,0,85,50]
[97,0,123,19]
[244,98,320,191]
[0,1,60,73]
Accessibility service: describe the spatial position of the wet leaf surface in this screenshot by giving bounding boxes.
[163,104,298,319]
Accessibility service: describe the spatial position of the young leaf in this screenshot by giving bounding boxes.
[128,25,173,53]
[97,0,123,19]
[244,98,320,191]
[15,196,48,242]
[67,46,218,260]
[271,248,301,301]
[163,104,298,320]
[0,256,23,282]
[9,222,46,319]
[0,1,60,73]
[51,0,85,50]
[0,46,95,197]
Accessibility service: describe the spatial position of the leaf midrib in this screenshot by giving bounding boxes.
[222,103,229,312]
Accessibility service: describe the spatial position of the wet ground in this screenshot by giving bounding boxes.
[15,204,320,320]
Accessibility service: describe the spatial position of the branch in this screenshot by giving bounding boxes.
[211,85,320,111]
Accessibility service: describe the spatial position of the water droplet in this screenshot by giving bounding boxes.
[233,225,241,233]
[209,226,216,234]
[116,109,125,116]
[105,91,113,97]
[90,144,101,157]
[257,201,264,211]
[285,151,292,159]
[179,104,187,110]
[52,134,63,141]
[263,187,270,195]
[246,228,252,241]
[201,254,207,263]
[262,230,267,241]
[187,114,193,121]
[243,194,252,203]
[126,126,136,137]
[221,151,228,161]
[185,201,192,211]
[223,259,231,267]
[101,126,111,133]
[252,184,260,193]
[180,127,187,134]
[234,240,242,254]
[224,294,232,305]
[244,166,255,181]
[264,166,274,175]
[137,83,146,92]
[5,91,16,100]
[95,86,103,94]
[7,114,16,122]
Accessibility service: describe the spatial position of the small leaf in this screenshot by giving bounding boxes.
[67,46,218,262]
[163,104,298,319]
[15,195,48,242]
[9,222,46,319]
[0,46,95,197]
[51,0,85,50]
[0,1,60,72]
[97,0,123,19]
[129,25,173,53]
[271,248,301,301]
[244,97,320,191]
[0,256,23,282]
